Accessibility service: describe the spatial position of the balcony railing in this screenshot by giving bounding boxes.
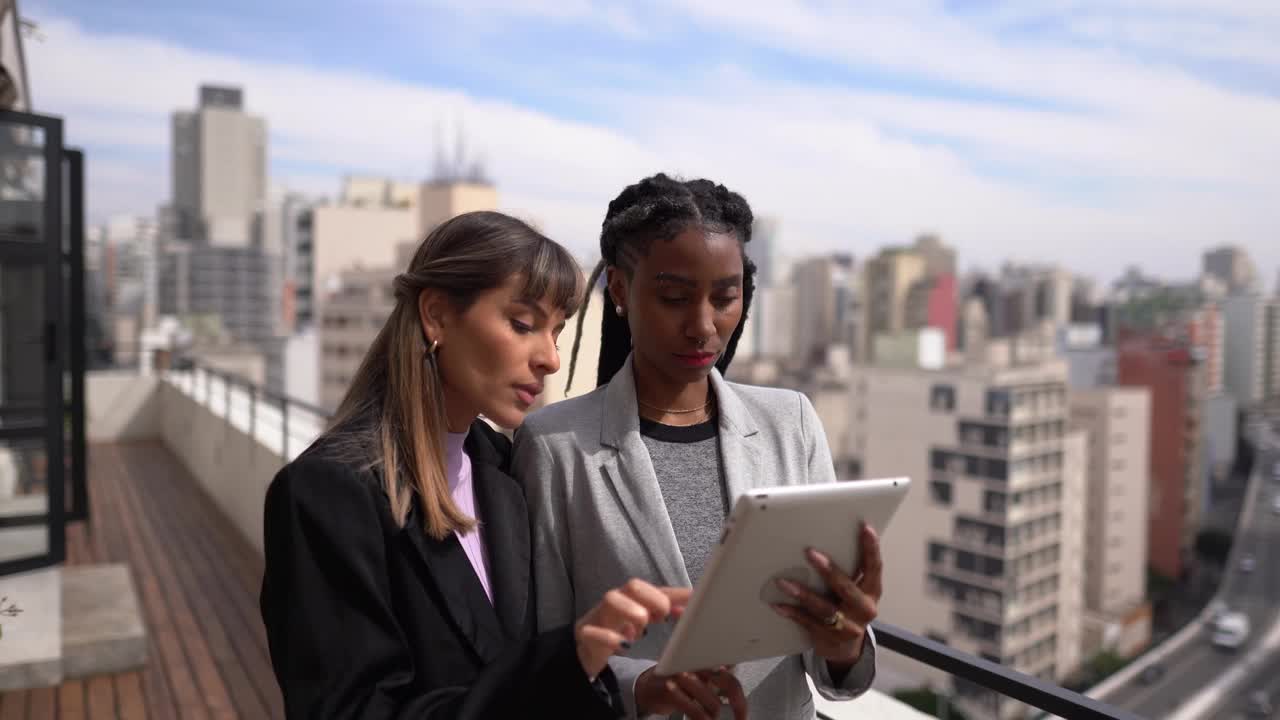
[154,358,1141,720]
[841,623,1144,720]
[165,362,329,461]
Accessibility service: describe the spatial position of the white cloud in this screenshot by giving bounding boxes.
[24,8,1280,284]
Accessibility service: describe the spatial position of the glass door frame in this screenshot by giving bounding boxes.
[0,108,66,576]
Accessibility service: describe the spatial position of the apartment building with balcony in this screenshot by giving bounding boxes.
[841,360,1087,719]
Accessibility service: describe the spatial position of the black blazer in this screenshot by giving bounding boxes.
[260,419,617,719]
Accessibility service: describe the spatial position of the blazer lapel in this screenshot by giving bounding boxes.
[599,356,692,588]
[399,454,507,663]
[709,368,762,504]
[468,430,530,641]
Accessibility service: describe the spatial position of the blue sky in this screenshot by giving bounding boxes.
[25,0,1280,284]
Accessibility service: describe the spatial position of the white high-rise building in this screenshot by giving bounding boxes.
[171,85,267,246]
[747,217,778,288]
[1069,388,1153,658]
[838,360,1085,719]
[1222,295,1270,406]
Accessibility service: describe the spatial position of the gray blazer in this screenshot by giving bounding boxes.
[513,355,876,719]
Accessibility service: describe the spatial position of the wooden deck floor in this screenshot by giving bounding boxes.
[0,442,283,719]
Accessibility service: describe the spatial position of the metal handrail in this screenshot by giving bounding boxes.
[822,623,1144,720]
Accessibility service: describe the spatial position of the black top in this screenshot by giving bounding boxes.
[259,417,619,719]
[637,417,718,443]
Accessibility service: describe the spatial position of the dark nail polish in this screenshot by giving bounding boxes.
[621,641,632,650]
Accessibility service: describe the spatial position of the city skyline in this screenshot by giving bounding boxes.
[27,0,1280,284]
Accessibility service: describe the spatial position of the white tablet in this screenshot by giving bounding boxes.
[655,477,910,675]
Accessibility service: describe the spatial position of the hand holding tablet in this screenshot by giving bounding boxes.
[654,477,910,676]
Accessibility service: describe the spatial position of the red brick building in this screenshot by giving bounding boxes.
[1116,335,1205,580]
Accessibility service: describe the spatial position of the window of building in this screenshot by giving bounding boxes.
[987,389,1011,417]
[966,454,982,476]
[985,458,1009,481]
[930,480,953,505]
[984,490,1006,514]
[929,542,949,565]
[931,449,952,471]
[930,384,957,412]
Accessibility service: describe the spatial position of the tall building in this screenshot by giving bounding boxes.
[307,177,497,326]
[93,215,161,361]
[171,85,267,245]
[340,175,420,209]
[314,176,499,410]
[841,360,1085,718]
[1117,335,1205,580]
[912,233,957,278]
[865,248,927,344]
[318,266,397,412]
[905,272,958,351]
[1265,301,1280,402]
[1221,295,1269,406]
[755,284,798,360]
[308,202,417,323]
[1202,245,1258,295]
[1185,304,1224,396]
[262,192,316,334]
[157,243,276,344]
[1069,389,1151,620]
[419,180,498,234]
[792,254,856,365]
[1056,325,1116,390]
[863,237,958,362]
[747,217,778,288]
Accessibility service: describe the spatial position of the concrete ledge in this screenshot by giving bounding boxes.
[0,567,62,691]
[62,564,147,679]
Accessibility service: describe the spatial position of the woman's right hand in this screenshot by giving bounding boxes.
[574,579,691,681]
[636,665,748,720]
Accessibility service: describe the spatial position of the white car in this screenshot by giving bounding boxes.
[1212,612,1250,649]
[1240,554,1257,573]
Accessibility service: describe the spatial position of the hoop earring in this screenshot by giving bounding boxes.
[426,339,439,355]
[615,305,625,317]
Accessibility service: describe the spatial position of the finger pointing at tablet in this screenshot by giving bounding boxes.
[575,580,692,680]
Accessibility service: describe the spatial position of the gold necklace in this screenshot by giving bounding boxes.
[637,393,717,427]
[637,398,711,414]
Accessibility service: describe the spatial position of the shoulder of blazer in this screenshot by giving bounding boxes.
[264,438,394,549]
[720,381,808,424]
[519,385,609,447]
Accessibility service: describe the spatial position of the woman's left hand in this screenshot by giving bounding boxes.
[771,524,882,666]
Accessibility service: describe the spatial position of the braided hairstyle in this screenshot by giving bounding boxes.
[566,173,757,391]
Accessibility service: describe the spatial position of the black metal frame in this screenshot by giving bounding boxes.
[816,623,1141,720]
[0,109,67,576]
[63,148,87,522]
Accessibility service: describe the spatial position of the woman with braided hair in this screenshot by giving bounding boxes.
[260,211,696,719]
[514,175,883,719]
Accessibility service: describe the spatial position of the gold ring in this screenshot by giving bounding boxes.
[823,610,844,628]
